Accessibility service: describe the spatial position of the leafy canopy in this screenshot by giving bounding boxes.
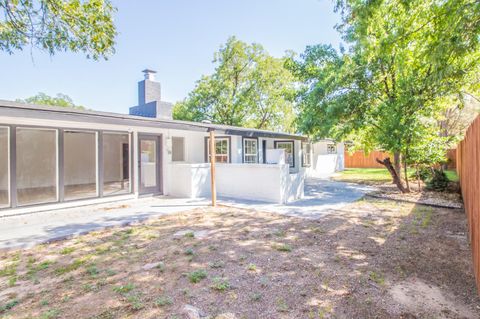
[290,0,480,164]
[17,92,85,109]
[174,36,297,133]
[0,0,116,59]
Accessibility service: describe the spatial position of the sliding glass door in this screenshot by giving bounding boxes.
[64,131,97,200]
[102,132,130,196]
[16,128,58,206]
[0,126,134,209]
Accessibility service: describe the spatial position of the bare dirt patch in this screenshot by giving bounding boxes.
[0,198,478,318]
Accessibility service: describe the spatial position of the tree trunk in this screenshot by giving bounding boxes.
[376,157,409,193]
[404,160,410,192]
[394,152,402,180]
[416,164,421,191]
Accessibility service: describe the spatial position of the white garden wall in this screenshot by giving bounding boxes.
[168,163,304,204]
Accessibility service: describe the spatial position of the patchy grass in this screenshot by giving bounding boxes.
[112,283,135,294]
[445,169,459,182]
[0,299,19,313]
[59,247,75,255]
[184,231,195,238]
[335,168,459,184]
[333,168,395,184]
[155,295,173,307]
[187,270,207,283]
[0,201,478,318]
[273,243,292,252]
[210,277,230,291]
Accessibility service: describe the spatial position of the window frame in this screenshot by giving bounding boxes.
[15,126,59,207]
[204,136,231,163]
[171,136,186,162]
[0,123,133,210]
[274,140,295,168]
[0,126,10,208]
[101,131,132,197]
[302,142,312,167]
[242,137,258,164]
[327,143,337,154]
[63,130,99,201]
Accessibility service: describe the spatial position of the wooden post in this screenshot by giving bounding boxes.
[209,129,217,207]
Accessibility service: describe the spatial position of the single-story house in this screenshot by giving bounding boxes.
[0,70,343,216]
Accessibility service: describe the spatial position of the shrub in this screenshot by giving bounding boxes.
[426,169,449,191]
[187,270,207,283]
[211,277,230,291]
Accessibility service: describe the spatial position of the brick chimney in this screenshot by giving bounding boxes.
[129,69,173,120]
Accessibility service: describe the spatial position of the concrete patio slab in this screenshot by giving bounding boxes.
[0,178,374,249]
[218,178,376,218]
[0,197,210,249]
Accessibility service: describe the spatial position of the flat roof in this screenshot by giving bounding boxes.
[0,99,307,141]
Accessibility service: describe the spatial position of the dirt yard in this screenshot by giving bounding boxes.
[0,197,478,319]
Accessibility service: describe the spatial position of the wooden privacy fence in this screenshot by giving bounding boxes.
[344,150,391,168]
[345,149,457,169]
[457,115,480,293]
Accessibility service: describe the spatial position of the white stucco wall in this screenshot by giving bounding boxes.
[168,162,304,204]
[307,141,345,176]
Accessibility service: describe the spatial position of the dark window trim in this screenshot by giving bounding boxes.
[137,133,163,195]
[327,143,337,154]
[0,123,133,211]
[242,136,259,163]
[204,136,231,163]
[262,140,267,164]
[274,140,295,168]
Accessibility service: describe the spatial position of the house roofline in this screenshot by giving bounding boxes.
[0,99,307,141]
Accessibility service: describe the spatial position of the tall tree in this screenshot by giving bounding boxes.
[0,0,116,59]
[291,0,480,192]
[174,37,297,133]
[17,92,85,109]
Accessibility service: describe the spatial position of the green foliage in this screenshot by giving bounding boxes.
[187,269,207,283]
[210,277,230,291]
[290,0,480,189]
[0,0,117,59]
[273,243,292,252]
[17,92,85,109]
[426,169,450,191]
[174,36,297,132]
[155,295,173,307]
[0,299,19,313]
[112,283,135,294]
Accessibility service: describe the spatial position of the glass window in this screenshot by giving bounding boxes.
[172,137,185,162]
[0,127,9,207]
[275,141,294,168]
[64,131,97,201]
[207,138,229,163]
[243,138,258,163]
[16,128,58,206]
[327,143,337,154]
[103,133,130,196]
[302,142,312,167]
[140,139,157,189]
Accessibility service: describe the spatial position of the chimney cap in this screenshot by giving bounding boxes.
[142,68,157,74]
[142,69,157,81]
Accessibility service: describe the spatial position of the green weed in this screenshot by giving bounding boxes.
[187,270,207,283]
